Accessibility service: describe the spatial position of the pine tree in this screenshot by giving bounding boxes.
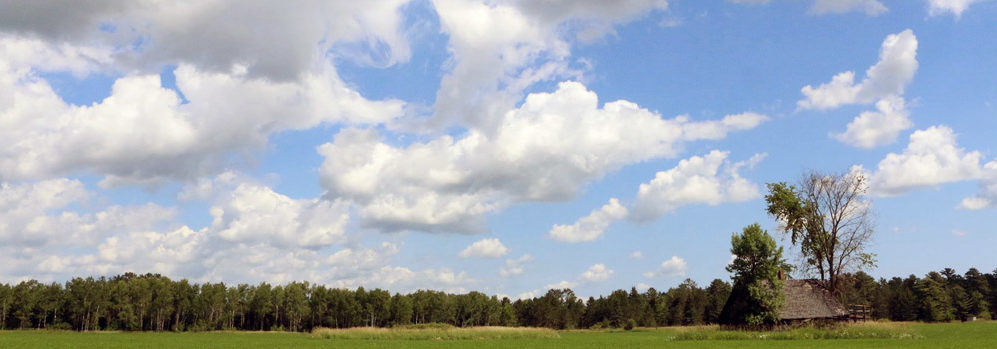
[917,272,954,322]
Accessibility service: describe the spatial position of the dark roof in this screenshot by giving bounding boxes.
[718,278,849,325]
[779,279,849,320]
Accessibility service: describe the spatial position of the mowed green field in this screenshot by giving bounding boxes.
[1,322,995,349]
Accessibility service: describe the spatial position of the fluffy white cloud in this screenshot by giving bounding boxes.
[511,0,670,41]
[580,264,614,282]
[0,175,476,291]
[425,0,668,131]
[631,151,764,222]
[0,36,113,75]
[0,1,412,185]
[798,30,918,148]
[209,184,351,249]
[833,96,912,149]
[958,197,991,210]
[516,289,541,300]
[928,0,982,18]
[810,0,887,16]
[0,178,178,280]
[546,280,578,290]
[549,198,628,242]
[0,179,174,249]
[799,30,917,110]
[0,38,404,184]
[500,254,533,277]
[0,1,412,80]
[958,160,997,210]
[459,238,510,258]
[319,81,767,233]
[863,126,985,196]
[644,256,687,278]
[730,0,887,16]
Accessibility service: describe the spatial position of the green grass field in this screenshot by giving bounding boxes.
[1,321,995,348]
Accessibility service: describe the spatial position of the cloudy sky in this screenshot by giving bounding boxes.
[1,0,995,298]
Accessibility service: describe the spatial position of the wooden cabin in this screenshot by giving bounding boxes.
[719,278,850,326]
[779,279,850,323]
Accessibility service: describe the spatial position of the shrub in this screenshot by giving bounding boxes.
[393,323,455,330]
[624,319,636,331]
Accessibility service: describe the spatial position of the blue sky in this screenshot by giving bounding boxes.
[1,0,995,298]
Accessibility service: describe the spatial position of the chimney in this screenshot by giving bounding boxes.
[778,269,785,281]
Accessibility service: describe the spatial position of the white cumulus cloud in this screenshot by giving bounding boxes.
[863,126,985,196]
[500,254,533,277]
[318,81,767,233]
[958,160,997,210]
[799,29,917,109]
[798,30,918,148]
[0,178,174,250]
[644,256,688,278]
[631,151,765,222]
[833,96,912,149]
[729,0,887,16]
[0,39,404,184]
[546,280,578,290]
[580,264,614,282]
[809,0,887,16]
[928,0,982,18]
[0,1,414,80]
[459,238,510,258]
[549,198,628,242]
[425,0,668,131]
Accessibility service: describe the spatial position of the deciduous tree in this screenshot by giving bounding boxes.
[765,170,876,293]
[721,223,791,326]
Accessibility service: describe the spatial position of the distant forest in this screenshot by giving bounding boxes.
[0,267,994,331]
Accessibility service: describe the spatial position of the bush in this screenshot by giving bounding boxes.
[50,322,73,330]
[624,319,636,331]
[393,323,455,330]
[589,320,612,330]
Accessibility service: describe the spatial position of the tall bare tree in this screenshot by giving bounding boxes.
[765,170,876,293]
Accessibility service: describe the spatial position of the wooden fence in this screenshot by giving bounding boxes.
[848,305,871,322]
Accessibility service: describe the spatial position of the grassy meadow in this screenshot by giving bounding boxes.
[1,321,995,348]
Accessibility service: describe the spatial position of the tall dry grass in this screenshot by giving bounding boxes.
[667,322,922,341]
[311,325,560,340]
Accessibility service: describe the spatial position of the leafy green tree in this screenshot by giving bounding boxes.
[12,280,42,328]
[838,271,878,306]
[0,283,11,329]
[149,276,174,331]
[172,280,196,331]
[37,282,65,329]
[964,268,992,319]
[765,171,876,293]
[704,279,732,324]
[722,223,791,326]
[388,293,413,326]
[497,297,517,326]
[886,275,919,321]
[990,268,997,319]
[641,288,659,327]
[283,282,309,331]
[917,272,954,322]
[250,283,272,330]
[363,288,391,327]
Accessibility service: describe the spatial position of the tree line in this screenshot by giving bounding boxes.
[837,268,994,322]
[0,267,994,332]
